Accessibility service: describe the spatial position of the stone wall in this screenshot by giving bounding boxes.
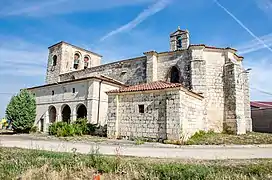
[46,43,63,84]
[157,51,191,88]
[108,91,168,140]
[203,50,225,132]
[243,72,252,132]
[60,56,147,86]
[107,88,204,140]
[29,79,120,132]
[181,91,204,138]
[223,59,247,134]
[46,42,102,84]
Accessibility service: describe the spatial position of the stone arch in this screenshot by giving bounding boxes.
[61,104,71,123]
[76,104,87,119]
[167,66,183,83]
[48,106,57,123]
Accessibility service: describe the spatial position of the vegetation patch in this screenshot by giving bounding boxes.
[48,118,106,137]
[186,131,272,145]
[0,147,272,180]
[5,89,36,133]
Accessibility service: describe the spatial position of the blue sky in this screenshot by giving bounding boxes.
[0,0,272,117]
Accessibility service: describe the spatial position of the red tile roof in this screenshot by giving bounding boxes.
[251,101,272,108]
[107,81,183,93]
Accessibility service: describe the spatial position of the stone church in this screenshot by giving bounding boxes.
[28,27,252,140]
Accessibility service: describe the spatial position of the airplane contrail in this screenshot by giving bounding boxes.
[214,0,272,53]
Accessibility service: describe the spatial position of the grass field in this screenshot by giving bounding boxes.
[185,131,272,145]
[0,147,272,180]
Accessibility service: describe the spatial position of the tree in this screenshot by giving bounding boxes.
[6,89,36,133]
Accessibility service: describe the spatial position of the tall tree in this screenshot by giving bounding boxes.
[6,89,36,133]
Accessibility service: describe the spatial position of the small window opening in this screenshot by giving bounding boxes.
[74,53,80,69]
[177,36,182,49]
[84,56,89,69]
[52,55,57,66]
[52,90,55,96]
[72,88,76,93]
[138,105,144,113]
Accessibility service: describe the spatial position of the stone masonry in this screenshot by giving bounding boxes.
[107,82,204,140]
[27,27,251,138]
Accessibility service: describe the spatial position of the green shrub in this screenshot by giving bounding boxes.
[29,126,38,133]
[186,130,216,145]
[48,122,67,136]
[48,120,99,137]
[74,118,90,134]
[135,139,145,145]
[6,89,36,133]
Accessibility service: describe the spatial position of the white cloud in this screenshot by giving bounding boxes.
[236,33,272,55]
[100,0,172,41]
[244,55,272,100]
[255,0,272,15]
[0,37,47,76]
[0,0,155,17]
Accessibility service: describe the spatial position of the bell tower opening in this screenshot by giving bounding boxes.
[170,26,190,51]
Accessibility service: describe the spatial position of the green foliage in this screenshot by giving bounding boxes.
[6,89,36,133]
[185,131,272,145]
[74,118,96,135]
[48,119,99,137]
[29,126,38,133]
[135,138,145,145]
[1,147,272,180]
[186,130,216,145]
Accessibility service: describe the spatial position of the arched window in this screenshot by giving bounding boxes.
[170,66,180,83]
[53,55,57,66]
[74,53,80,70]
[84,56,89,69]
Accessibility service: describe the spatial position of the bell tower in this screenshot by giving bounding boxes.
[170,27,190,51]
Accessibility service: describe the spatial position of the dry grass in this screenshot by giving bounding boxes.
[1,147,272,180]
[186,131,272,145]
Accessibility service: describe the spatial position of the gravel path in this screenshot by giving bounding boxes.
[1,135,272,160]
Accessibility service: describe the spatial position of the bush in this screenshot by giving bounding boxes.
[48,119,101,137]
[29,126,38,133]
[49,122,67,136]
[6,89,36,133]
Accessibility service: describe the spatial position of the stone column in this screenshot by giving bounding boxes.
[144,51,158,83]
[71,106,77,123]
